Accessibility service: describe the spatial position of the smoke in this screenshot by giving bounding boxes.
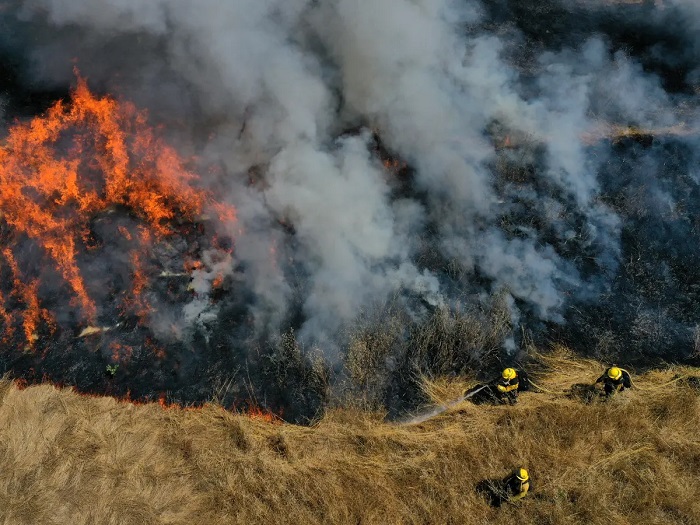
[2,0,700,381]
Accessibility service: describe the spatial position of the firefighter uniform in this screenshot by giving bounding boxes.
[504,468,530,502]
[496,368,522,404]
[596,366,632,396]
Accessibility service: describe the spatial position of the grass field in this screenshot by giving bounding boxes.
[0,350,698,524]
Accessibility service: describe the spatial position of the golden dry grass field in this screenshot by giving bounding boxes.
[0,351,698,525]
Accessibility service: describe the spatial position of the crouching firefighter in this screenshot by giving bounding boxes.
[477,467,531,507]
[495,368,529,404]
[504,468,530,503]
[596,366,632,397]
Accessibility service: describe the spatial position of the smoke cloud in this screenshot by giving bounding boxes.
[2,0,700,378]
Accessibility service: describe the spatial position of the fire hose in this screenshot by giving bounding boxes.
[526,379,558,394]
[396,384,490,425]
[397,373,695,426]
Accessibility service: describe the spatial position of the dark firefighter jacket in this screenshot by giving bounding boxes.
[596,368,632,394]
[495,370,529,396]
[496,376,519,395]
[503,473,530,502]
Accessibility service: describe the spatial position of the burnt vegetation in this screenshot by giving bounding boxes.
[0,1,699,522]
[0,0,698,425]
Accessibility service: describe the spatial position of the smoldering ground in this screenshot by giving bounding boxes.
[0,0,699,419]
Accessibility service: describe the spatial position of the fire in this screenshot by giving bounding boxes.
[2,248,53,347]
[127,242,152,323]
[247,404,280,424]
[109,341,134,362]
[382,158,407,173]
[0,71,236,346]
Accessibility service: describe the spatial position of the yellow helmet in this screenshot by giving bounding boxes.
[502,368,517,380]
[607,367,622,381]
[516,468,529,481]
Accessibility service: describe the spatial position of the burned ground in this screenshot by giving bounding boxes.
[0,0,699,421]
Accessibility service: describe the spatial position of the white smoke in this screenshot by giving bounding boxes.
[7,0,697,356]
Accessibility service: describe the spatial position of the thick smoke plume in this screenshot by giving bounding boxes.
[1,0,699,416]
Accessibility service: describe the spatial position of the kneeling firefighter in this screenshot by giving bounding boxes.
[504,468,530,502]
[463,367,529,405]
[495,368,529,404]
[476,467,531,507]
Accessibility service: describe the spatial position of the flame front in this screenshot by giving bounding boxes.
[0,73,236,346]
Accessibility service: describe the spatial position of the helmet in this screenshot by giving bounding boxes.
[607,367,622,381]
[502,368,517,380]
[516,468,529,481]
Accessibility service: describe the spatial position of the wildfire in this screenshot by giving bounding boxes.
[247,404,281,424]
[0,72,236,346]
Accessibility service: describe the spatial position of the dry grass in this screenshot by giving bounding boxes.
[341,296,512,409]
[0,351,698,525]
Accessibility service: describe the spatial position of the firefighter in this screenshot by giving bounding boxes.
[495,367,527,404]
[463,368,529,405]
[476,467,531,507]
[503,468,530,502]
[595,366,632,396]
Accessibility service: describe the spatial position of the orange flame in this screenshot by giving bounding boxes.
[382,157,407,173]
[2,248,54,346]
[212,274,225,289]
[110,341,134,363]
[0,71,237,345]
[0,290,13,343]
[128,249,151,322]
[247,404,281,424]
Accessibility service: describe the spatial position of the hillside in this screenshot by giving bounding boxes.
[0,351,698,524]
